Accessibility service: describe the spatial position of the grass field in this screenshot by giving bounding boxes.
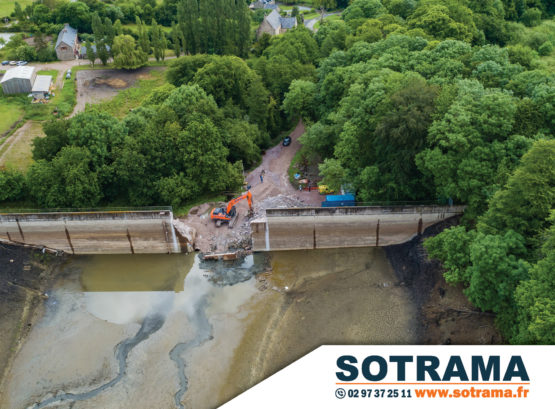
[0,68,77,135]
[0,103,23,136]
[37,69,59,80]
[123,23,172,34]
[0,121,44,171]
[0,0,33,18]
[95,69,166,118]
[314,14,341,29]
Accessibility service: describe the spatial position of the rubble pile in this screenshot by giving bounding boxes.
[221,194,309,253]
[251,194,308,219]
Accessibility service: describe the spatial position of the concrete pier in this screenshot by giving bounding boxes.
[251,205,465,252]
[0,209,184,254]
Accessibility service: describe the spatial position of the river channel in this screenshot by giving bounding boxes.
[2,247,417,409]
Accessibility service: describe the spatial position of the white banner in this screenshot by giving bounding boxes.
[221,345,555,408]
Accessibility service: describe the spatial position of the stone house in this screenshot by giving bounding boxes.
[257,9,297,38]
[55,24,79,61]
[250,0,278,10]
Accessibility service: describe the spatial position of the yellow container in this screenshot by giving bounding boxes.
[318,185,334,194]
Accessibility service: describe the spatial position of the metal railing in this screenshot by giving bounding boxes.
[0,205,173,215]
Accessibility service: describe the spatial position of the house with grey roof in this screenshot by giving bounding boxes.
[250,0,278,10]
[55,24,79,61]
[257,9,298,37]
[79,43,111,59]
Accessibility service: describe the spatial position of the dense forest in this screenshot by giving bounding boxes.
[0,0,554,343]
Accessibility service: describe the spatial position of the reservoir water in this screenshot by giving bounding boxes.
[3,248,417,409]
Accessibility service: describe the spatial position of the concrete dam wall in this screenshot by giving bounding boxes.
[251,205,465,252]
[0,209,183,254]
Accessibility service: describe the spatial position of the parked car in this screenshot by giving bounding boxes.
[66,71,71,79]
[1,61,9,66]
[9,61,17,65]
[282,136,292,146]
[16,61,27,66]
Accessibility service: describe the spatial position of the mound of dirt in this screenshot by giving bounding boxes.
[95,77,128,88]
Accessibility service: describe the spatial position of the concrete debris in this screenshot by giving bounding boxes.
[172,219,197,251]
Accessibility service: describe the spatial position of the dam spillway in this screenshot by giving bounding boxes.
[0,208,184,254]
[250,205,465,252]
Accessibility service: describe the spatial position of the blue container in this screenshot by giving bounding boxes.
[321,194,356,207]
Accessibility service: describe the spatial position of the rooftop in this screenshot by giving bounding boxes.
[280,16,297,29]
[56,24,78,49]
[0,66,36,83]
[266,9,281,29]
[32,75,52,92]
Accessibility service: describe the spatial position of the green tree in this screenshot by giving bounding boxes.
[314,0,337,21]
[150,19,167,62]
[85,40,96,66]
[343,0,387,22]
[318,158,346,191]
[465,230,529,337]
[32,119,70,162]
[407,0,478,43]
[27,147,102,208]
[416,80,528,218]
[56,1,91,32]
[520,7,542,27]
[282,80,317,121]
[104,17,116,49]
[13,2,24,20]
[0,169,26,202]
[112,35,148,70]
[171,22,181,57]
[114,19,123,36]
[136,16,151,55]
[516,213,555,344]
[478,139,555,247]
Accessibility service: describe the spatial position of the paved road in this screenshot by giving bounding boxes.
[304,11,341,31]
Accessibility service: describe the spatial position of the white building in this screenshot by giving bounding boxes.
[0,66,36,94]
[31,75,52,99]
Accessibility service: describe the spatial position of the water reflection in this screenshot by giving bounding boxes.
[80,253,195,292]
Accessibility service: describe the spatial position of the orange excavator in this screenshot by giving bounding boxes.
[210,190,253,228]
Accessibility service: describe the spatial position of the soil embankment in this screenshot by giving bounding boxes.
[385,217,502,345]
[0,244,65,399]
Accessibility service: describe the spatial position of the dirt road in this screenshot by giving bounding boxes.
[0,121,43,169]
[246,120,321,205]
[182,120,323,253]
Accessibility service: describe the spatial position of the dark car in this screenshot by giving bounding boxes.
[1,61,8,66]
[283,136,291,146]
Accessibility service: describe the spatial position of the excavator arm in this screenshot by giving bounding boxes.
[211,191,253,228]
[225,191,253,214]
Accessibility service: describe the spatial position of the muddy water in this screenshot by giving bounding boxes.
[2,248,417,409]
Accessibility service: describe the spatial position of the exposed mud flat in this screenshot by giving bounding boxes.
[385,217,501,345]
[1,237,499,409]
[1,247,418,409]
[219,247,417,405]
[0,244,65,401]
